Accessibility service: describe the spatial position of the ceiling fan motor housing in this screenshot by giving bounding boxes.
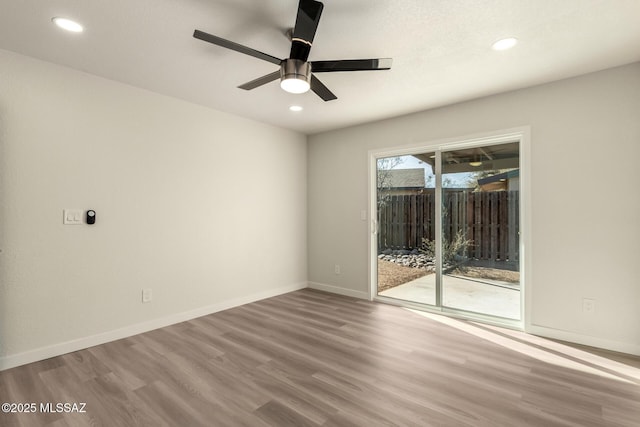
[280,59,312,93]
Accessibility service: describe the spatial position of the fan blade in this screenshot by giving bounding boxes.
[311,58,393,73]
[310,75,337,101]
[193,30,282,65]
[289,0,324,61]
[238,71,281,90]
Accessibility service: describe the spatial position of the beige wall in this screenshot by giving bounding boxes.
[308,62,640,355]
[0,50,307,368]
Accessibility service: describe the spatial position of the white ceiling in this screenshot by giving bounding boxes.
[1,0,639,134]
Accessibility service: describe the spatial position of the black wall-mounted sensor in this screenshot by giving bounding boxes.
[87,210,96,224]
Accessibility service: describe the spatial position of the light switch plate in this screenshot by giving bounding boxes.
[63,209,83,225]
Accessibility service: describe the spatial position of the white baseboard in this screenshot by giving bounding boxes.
[0,282,307,371]
[527,324,640,356]
[307,281,369,300]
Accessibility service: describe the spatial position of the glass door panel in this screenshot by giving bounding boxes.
[440,142,521,319]
[376,152,436,304]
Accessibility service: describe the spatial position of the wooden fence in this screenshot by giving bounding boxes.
[378,191,519,262]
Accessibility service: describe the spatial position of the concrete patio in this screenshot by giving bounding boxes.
[379,273,520,319]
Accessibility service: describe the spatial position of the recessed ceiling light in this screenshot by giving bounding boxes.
[52,17,84,33]
[491,37,517,51]
[289,105,303,112]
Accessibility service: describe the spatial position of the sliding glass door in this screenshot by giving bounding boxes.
[374,139,521,323]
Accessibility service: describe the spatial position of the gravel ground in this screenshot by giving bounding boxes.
[377,260,430,292]
[377,260,519,293]
[449,265,519,283]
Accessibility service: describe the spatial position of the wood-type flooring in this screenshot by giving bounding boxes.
[1,289,639,426]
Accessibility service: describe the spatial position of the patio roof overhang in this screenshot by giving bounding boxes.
[413,141,519,174]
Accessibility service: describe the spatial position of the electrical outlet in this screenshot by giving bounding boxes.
[142,288,152,303]
[582,298,595,314]
[334,264,341,275]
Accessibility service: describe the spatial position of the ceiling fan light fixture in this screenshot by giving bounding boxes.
[280,59,311,94]
[469,161,483,167]
[281,78,310,94]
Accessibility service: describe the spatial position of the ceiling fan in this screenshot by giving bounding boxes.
[193,0,392,101]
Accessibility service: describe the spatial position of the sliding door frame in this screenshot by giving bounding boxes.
[368,127,531,330]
